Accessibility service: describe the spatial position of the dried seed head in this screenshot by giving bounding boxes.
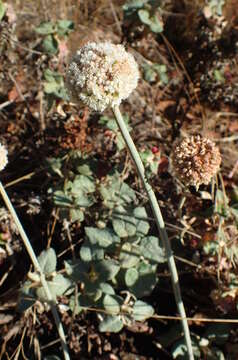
[66,42,139,112]
[171,135,221,188]
[0,144,8,171]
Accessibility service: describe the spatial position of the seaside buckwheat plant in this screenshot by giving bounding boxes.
[66,42,139,112]
[171,135,221,188]
[66,42,194,357]
[0,143,8,171]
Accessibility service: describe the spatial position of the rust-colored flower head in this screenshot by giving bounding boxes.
[171,135,221,188]
[0,144,8,171]
[66,42,139,112]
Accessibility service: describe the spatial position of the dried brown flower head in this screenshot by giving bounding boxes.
[171,135,221,188]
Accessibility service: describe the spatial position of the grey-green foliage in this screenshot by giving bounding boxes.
[100,172,136,209]
[66,208,165,331]
[48,152,101,223]
[50,173,95,223]
[43,69,69,108]
[142,63,168,85]
[123,0,164,33]
[47,153,166,332]
[35,20,74,54]
[18,248,73,311]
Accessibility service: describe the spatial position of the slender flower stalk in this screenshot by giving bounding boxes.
[113,105,194,360]
[0,181,70,360]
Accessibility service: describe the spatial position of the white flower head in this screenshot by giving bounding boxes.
[66,42,139,112]
[0,144,8,171]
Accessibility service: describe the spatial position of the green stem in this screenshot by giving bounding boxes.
[0,182,70,360]
[113,105,194,360]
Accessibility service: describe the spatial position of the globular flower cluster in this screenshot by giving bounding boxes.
[0,143,8,171]
[66,42,139,112]
[171,135,221,188]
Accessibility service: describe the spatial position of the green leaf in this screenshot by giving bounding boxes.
[38,248,57,274]
[35,21,55,35]
[18,281,36,312]
[64,259,89,282]
[77,164,92,176]
[85,227,120,248]
[153,64,168,84]
[208,0,225,16]
[56,19,74,36]
[44,69,62,83]
[112,206,150,238]
[65,259,120,284]
[138,9,163,33]
[69,208,84,223]
[80,241,104,261]
[215,189,229,217]
[116,133,126,151]
[83,282,102,301]
[99,314,123,333]
[36,274,72,302]
[43,69,69,100]
[214,69,225,83]
[112,206,136,238]
[132,300,154,321]
[43,35,58,54]
[119,242,140,268]
[53,190,73,207]
[149,14,163,33]
[125,268,139,287]
[102,294,120,315]
[134,207,150,236]
[44,80,61,95]
[138,9,151,25]
[130,261,157,297]
[73,192,94,207]
[99,283,115,295]
[69,295,83,314]
[143,64,157,83]
[123,0,147,13]
[140,236,166,264]
[0,0,6,21]
[71,175,95,194]
[94,259,120,282]
[100,174,136,209]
